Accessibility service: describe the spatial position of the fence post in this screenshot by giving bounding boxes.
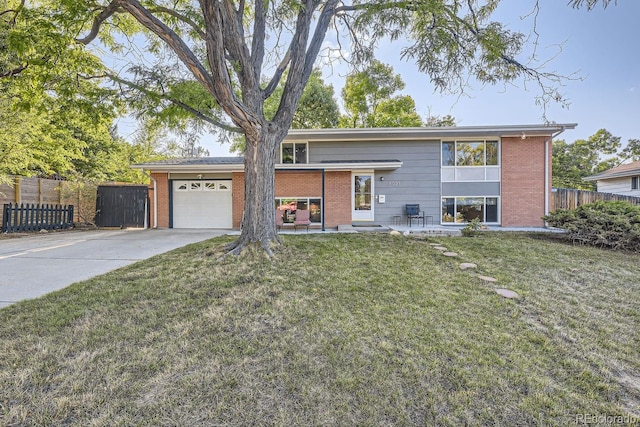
[68,205,74,228]
[2,203,8,233]
[14,177,21,204]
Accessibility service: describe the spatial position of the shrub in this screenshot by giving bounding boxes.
[543,201,640,252]
[461,218,483,237]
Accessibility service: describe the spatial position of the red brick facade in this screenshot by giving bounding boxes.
[149,172,170,228]
[324,171,352,227]
[501,136,550,227]
[231,170,351,228]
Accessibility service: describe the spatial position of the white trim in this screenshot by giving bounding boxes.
[283,124,577,142]
[441,196,501,225]
[352,171,375,222]
[277,161,402,171]
[132,161,402,173]
[280,141,309,165]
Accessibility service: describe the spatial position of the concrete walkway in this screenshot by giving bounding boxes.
[0,228,227,308]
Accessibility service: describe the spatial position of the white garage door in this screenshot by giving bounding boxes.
[172,180,233,228]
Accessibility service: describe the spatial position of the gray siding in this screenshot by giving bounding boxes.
[442,182,501,197]
[597,177,640,196]
[310,140,441,224]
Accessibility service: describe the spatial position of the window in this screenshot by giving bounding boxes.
[176,181,230,191]
[354,175,372,211]
[441,197,499,224]
[442,140,500,167]
[632,176,639,190]
[276,198,321,223]
[281,142,308,164]
[442,142,455,166]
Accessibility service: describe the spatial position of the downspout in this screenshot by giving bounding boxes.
[140,169,158,229]
[545,126,568,220]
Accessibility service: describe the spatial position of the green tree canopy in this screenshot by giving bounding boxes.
[339,61,422,128]
[552,128,640,190]
[0,0,155,182]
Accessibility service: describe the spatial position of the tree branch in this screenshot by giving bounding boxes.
[104,72,242,133]
[262,49,291,99]
[251,0,266,76]
[75,0,122,45]
[117,0,216,95]
[148,6,206,40]
[0,64,28,78]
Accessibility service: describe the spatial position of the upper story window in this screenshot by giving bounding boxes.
[442,140,499,167]
[281,142,308,164]
[632,176,639,190]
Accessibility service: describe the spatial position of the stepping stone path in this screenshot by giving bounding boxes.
[478,275,498,283]
[429,243,442,246]
[433,246,448,251]
[459,263,477,270]
[496,288,520,299]
[442,252,458,257]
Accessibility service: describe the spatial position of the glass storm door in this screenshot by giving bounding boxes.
[352,172,374,221]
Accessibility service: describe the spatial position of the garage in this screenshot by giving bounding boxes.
[172,180,233,228]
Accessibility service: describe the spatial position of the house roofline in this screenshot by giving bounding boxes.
[583,169,640,181]
[132,160,403,173]
[284,124,577,142]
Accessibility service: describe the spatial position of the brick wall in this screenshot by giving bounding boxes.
[324,171,351,227]
[150,172,169,228]
[501,136,550,226]
[231,170,352,229]
[232,172,244,228]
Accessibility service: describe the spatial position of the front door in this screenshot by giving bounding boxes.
[352,172,374,221]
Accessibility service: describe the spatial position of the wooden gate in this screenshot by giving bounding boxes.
[95,185,148,228]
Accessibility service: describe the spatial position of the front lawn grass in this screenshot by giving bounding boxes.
[1,232,638,425]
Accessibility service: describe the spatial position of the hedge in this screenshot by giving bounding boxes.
[543,201,640,252]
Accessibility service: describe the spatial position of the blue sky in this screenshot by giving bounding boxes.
[150,1,640,156]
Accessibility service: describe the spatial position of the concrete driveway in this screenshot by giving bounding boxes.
[0,228,228,308]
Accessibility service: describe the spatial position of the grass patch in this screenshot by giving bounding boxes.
[1,233,638,425]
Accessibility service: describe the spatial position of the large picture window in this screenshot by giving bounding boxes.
[441,197,499,224]
[442,140,500,167]
[281,142,308,164]
[275,198,321,223]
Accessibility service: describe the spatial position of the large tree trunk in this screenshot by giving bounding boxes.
[226,126,285,256]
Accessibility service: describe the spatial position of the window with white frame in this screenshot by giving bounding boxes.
[281,142,308,164]
[632,176,639,190]
[176,181,230,191]
[441,197,499,224]
[275,198,321,223]
[442,140,500,182]
[442,140,499,167]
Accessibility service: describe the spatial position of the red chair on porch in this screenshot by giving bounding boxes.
[294,209,311,232]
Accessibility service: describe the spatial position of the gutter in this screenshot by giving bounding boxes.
[140,169,158,229]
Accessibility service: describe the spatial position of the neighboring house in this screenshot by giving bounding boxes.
[583,160,640,196]
[132,124,576,230]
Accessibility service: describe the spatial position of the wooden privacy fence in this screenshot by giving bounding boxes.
[2,203,74,233]
[0,176,97,224]
[552,188,640,211]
